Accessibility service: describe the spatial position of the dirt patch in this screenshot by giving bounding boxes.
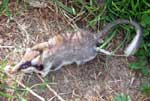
[22,56,150,101]
[0,1,150,101]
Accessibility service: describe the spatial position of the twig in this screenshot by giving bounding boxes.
[5,72,45,101]
[11,18,31,44]
[48,96,56,101]
[37,74,65,101]
[0,46,14,49]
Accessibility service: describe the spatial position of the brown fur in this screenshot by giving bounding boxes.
[11,19,142,77]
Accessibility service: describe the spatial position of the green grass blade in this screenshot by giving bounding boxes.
[143,0,150,7]
[0,91,15,98]
[53,0,76,15]
[114,93,131,101]
[100,30,117,48]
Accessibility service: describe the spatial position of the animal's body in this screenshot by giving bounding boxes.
[11,19,142,77]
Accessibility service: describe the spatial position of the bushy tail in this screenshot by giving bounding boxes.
[97,19,142,56]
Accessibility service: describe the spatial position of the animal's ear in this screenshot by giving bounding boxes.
[31,42,49,51]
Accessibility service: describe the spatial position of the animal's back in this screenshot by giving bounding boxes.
[43,29,98,71]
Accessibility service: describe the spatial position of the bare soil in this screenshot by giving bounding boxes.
[0,1,150,101]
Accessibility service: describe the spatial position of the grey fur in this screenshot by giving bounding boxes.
[19,19,142,77]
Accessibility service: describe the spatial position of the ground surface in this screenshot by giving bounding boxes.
[0,1,150,101]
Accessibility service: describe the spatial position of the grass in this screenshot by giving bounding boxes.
[0,0,11,16]
[45,0,150,97]
[114,93,131,101]
[141,83,150,95]
[64,0,150,95]
[0,0,150,100]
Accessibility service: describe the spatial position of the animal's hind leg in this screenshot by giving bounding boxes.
[40,63,52,77]
[50,60,63,71]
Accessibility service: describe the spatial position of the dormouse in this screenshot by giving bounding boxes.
[11,19,142,77]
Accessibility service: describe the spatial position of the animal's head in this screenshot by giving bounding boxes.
[10,35,64,76]
[11,49,43,74]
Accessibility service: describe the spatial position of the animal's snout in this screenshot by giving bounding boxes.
[17,61,44,73]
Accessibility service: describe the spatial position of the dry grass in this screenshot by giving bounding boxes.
[0,0,150,101]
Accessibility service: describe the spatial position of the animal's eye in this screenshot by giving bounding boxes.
[20,61,31,69]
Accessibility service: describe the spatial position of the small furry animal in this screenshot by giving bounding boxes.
[11,19,142,77]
